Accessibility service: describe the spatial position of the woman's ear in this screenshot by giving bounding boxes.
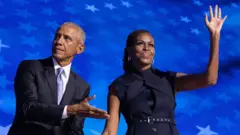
[126,47,132,57]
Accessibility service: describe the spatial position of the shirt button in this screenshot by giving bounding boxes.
[152,128,157,132]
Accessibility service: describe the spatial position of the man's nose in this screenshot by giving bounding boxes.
[56,36,64,45]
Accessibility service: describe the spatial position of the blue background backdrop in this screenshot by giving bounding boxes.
[0,0,240,134]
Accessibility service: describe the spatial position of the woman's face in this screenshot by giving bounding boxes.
[129,33,155,68]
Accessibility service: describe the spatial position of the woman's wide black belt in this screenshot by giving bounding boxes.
[132,116,176,125]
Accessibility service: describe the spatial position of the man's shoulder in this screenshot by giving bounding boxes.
[17,59,43,70]
[15,59,46,79]
[17,57,53,74]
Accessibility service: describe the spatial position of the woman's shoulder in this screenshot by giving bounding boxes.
[108,73,133,98]
[109,73,135,87]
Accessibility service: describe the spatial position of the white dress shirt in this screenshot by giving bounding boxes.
[52,57,71,119]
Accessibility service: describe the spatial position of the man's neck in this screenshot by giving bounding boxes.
[53,56,73,67]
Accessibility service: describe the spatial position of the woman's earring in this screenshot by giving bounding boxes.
[152,59,154,64]
[128,56,131,61]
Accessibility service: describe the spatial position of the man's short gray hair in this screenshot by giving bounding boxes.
[62,22,86,44]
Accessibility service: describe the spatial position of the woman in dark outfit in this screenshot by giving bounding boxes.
[102,5,227,135]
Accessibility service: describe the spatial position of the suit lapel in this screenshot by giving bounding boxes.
[42,57,58,104]
[60,71,76,105]
[42,57,77,105]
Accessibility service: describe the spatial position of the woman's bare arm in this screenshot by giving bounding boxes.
[102,95,120,135]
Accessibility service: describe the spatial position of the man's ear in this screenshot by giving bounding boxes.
[77,44,85,54]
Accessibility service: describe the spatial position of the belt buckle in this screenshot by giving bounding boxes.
[147,116,153,124]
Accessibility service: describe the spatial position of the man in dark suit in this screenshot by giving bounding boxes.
[8,22,110,135]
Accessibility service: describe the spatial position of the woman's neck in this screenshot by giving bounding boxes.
[134,64,152,72]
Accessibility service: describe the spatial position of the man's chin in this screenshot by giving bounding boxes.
[52,54,64,60]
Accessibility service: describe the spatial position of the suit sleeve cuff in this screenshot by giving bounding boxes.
[61,105,69,119]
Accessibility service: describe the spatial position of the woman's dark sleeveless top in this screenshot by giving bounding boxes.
[108,67,179,135]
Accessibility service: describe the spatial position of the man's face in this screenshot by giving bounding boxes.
[52,24,84,61]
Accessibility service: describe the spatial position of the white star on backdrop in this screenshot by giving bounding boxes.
[193,0,203,6]
[191,28,201,35]
[85,4,99,12]
[231,3,239,8]
[196,125,218,135]
[105,3,116,10]
[121,1,132,8]
[0,39,10,52]
[180,16,192,23]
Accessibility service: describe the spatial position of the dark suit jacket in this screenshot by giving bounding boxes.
[8,57,90,135]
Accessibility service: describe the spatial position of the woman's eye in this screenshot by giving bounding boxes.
[136,41,144,45]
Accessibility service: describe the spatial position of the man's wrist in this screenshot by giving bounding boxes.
[67,105,78,116]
